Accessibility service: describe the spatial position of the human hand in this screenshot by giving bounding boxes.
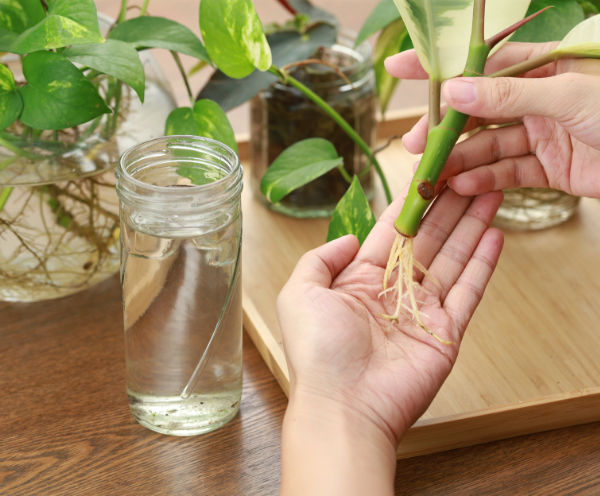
[385,43,600,199]
[277,187,504,496]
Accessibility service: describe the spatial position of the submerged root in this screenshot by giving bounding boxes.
[379,234,454,345]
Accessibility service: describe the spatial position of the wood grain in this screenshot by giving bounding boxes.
[1,260,600,494]
[240,111,600,457]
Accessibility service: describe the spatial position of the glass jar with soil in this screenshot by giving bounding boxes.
[250,32,376,218]
[0,14,177,301]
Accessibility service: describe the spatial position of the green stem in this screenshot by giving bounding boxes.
[112,81,122,133]
[0,137,44,160]
[428,77,441,131]
[337,164,353,184]
[395,0,489,237]
[118,0,128,23]
[139,0,150,16]
[0,187,13,214]
[172,51,194,106]
[268,66,393,204]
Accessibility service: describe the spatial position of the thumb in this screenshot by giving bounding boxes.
[288,235,360,289]
[442,74,587,122]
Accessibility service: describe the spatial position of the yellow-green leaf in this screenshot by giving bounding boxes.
[200,0,272,79]
[555,12,600,57]
[327,176,376,246]
[0,63,22,129]
[10,0,104,54]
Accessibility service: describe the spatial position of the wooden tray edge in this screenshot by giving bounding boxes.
[397,387,600,458]
[243,289,290,397]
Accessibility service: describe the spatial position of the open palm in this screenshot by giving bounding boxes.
[390,42,600,199]
[277,188,504,445]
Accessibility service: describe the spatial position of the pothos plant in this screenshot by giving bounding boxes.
[176,0,600,344]
[0,0,212,212]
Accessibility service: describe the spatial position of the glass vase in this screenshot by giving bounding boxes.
[250,31,376,218]
[493,188,581,230]
[0,13,177,301]
[117,136,243,436]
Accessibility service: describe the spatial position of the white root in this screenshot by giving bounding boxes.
[380,234,454,345]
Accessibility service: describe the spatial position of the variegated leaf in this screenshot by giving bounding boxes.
[556,13,600,57]
[392,0,531,80]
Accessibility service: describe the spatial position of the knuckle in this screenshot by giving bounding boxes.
[488,78,521,113]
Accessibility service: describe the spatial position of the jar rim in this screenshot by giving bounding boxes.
[117,135,241,196]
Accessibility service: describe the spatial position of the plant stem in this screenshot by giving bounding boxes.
[172,51,194,106]
[118,0,128,23]
[112,81,122,133]
[337,165,353,184]
[139,0,150,16]
[268,65,393,204]
[428,77,441,131]
[0,137,44,159]
[395,0,489,237]
[0,187,13,214]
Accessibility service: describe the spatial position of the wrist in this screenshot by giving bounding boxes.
[280,385,398,496]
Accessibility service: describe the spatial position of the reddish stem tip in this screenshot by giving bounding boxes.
[486,6,553,49]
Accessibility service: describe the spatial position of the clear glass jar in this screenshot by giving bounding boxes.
[493,188,580,230]
[116,136,243,436]
[0,13,177,301]
[250,31,376,218]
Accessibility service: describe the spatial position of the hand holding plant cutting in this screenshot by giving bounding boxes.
[387,41,600,199]
[278,187,504,495]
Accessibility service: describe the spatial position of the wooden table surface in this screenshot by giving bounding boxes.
[1,275,600,495]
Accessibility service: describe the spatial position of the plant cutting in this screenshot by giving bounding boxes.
[382,0,600,342]
[0,0,211,301]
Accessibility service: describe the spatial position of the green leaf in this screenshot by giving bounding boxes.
[63,39,146,103]
[0,27,17,51]
[260,138,343,204]
[0,0,45,34]
[197,23,336,112]
[512,0,585,43]
[165,99,238,154]
[327,176,376,246]
[10,0,104,54]
[109,16,210,64]
[0,63,22,129]
[555,13,600,57]
[200,0,272,79]
[393,0,531,80]
[18,51,111,130]
[355,0,402,47]
[374,18,411,115]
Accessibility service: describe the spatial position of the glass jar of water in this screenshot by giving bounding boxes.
[116,136,243,436]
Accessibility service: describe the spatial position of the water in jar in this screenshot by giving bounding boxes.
[120,216,242,436]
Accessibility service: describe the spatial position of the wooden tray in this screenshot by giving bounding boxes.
[238,109,600,459]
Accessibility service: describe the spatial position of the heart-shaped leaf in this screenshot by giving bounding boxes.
[327,175,376,246]
[109,16,210,64]
[165,99,238,154]
[18,51,110,130]
[63,39,146,102]
[555,11,600,56]
[512,0,585,43]
[0,63,22,129]
[260,138,343,204]
[356,0,402,47]
[200,0,272,79]
[393,0,531,80]
[374,18,412,115]
[197,23,337,112]
[11,0,104,54]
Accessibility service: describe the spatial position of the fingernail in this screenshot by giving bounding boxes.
[446,80,477,104]
[447,178,455,190]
